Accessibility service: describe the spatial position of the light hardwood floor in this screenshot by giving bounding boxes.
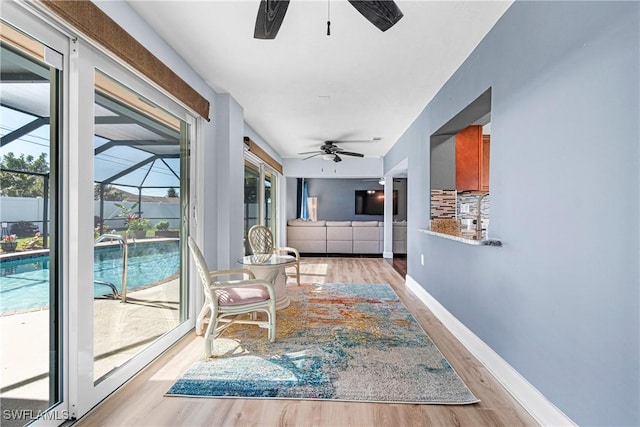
[75,257,538,426]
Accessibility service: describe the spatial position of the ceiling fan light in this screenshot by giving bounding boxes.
[322,154,334,161]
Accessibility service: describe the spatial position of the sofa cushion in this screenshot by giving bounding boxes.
[288,239,326,253]
[327,241,352,253]
[326,221,351,227]
[393,224,407,239]
[351,221,380,227]
[287,219,326,226]
[353,241,379,254]
[327,226,352,240]
[353,226,379,241]
[288,226,326,241]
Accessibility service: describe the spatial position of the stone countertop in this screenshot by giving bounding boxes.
[418,228,502,246]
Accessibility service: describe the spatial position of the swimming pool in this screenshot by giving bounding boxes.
[0,240,180,314]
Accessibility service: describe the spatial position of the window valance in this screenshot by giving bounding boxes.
[40,0,210,121]
[244,137,283,174]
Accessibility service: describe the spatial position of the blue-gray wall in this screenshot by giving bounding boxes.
[285,178,407,222]
[384,2,639,426]
[286,177,298,222]
[430,135,455,190]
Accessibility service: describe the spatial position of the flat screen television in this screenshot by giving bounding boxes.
[355,190,398,215]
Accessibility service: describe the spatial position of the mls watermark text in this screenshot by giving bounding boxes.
[2,409,71,422]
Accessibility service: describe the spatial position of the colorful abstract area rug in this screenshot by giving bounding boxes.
[167,283,479,404]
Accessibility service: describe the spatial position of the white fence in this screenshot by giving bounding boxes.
[0,197,181,232]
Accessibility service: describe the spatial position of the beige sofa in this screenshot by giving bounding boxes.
[287,219,383,254]
[326,221,353,253]
[286,219,327,253]
[352,221,382,254]
[392,221,407,254]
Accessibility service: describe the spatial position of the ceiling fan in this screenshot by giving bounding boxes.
[254,0,404,39]
[363,177,403,185]
[298,140,369,163]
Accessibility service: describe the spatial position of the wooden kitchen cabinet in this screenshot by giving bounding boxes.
[481,134,490,192]
[455,125,490,192]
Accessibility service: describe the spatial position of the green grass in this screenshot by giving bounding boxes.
[0,236,44,253]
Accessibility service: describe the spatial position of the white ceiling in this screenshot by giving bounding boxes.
[127,0,511,159]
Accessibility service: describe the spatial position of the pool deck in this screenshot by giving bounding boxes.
[1,277,180,403]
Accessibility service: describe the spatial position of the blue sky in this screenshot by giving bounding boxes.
[1,105,180,197]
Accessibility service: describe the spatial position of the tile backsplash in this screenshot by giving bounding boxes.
[430,190,457,219]
[430,190,490,238]
[457,192,490,233]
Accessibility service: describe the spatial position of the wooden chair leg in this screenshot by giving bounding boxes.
[196,303,210,336]
[268,304,276,342]
[203,316,217,357]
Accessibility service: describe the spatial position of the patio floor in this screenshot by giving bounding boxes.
[1,278,180,415]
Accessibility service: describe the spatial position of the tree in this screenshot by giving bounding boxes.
[94,184,129,201]
[10,220,39,238]
[0,152,49,197]
[166,187,178,198]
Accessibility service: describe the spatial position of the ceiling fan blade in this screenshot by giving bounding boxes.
[302,153,323,160]
[329,139,378,144]
[347,1,403,32]
[254,0,290,39]
[333,154,342,163]
[298,150,322,155]
[337,150,365,157]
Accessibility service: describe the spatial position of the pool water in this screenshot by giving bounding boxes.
[0,241,180,313]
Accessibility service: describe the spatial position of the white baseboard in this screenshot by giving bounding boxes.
[383,251,393,259]
[405,274,576,427]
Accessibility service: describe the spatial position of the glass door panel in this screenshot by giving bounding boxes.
[0,23,62,424]
[264,169,276,235]
[243,161,260,254]
[92,71,187,382]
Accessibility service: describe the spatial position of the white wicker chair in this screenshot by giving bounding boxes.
[248,225,301,285]
[188,236,276,357]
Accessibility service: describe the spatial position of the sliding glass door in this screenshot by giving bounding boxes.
[66,28,196,418]
[1,4,200,423]
[264,169,275,230]
[243,161,260,254]
[243,160,279,254]
[0,18,65,426]
[92,71,189,382]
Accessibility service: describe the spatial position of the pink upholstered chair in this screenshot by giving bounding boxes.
[188,236,276,357]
